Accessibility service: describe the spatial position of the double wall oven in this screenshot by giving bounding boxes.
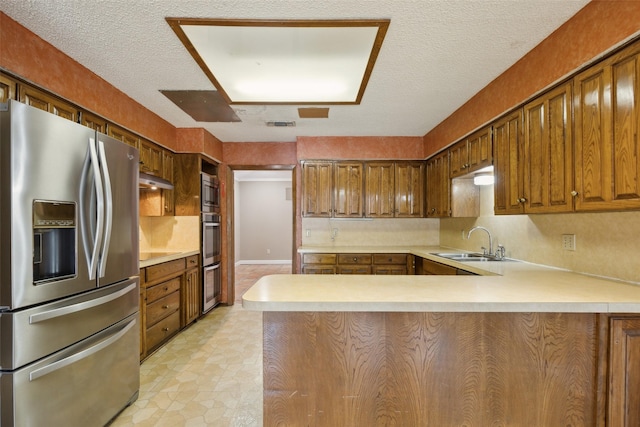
[201,173,221,313]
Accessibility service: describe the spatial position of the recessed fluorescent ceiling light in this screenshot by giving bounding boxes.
[166,19,389,104]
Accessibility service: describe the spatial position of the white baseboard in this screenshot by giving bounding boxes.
[235,260,292,266]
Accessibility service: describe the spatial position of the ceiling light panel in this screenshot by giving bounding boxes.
[167,19,389,105]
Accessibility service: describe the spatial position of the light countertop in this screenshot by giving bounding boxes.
[139,250,200,268]
[242,246,640,313]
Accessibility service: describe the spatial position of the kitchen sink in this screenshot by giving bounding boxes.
[432,253,505,262]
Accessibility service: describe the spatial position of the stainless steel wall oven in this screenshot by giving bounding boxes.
[201,213,221,313]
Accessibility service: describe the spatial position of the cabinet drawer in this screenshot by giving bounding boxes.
[302,265,337,274]
[145,258,186,284]
[338,265,372,274]
[422,259,457,275]
[186,255,199,269]
[146,277,181,303]
[373,265,407,275]
[338,254,372,265]
[146,291,180,327]
[302,253,337,264]
[373,254,407,265]
[146,311,180,351]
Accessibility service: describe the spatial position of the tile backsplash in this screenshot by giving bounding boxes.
[139,216,200,252]
[440,186,640,284]
[302,217,440,247]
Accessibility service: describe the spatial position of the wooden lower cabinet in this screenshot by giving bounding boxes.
[263,311,601,426]
[608,316,640,427]
[140,254,203,360]
[416,257,476,275]
[182,256,201,327]
[301,253,410,275]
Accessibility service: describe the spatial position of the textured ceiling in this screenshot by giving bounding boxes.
[2,0,590,143]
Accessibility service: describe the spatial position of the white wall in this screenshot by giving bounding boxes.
[236,180,293,263]
[440,185,640,284]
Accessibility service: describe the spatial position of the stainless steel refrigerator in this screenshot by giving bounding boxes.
[0,100,140,426]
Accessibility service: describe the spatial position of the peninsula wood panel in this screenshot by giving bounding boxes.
[608,317,640,427]
[263,311,599,426]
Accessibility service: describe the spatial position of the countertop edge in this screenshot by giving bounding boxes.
[139,250,200,268]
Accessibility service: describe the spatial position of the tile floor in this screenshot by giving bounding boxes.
[110,264,291,427]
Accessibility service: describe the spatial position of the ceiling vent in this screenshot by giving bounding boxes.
[266,121,296,127]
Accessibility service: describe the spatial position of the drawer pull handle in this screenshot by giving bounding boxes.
[163,286,169,291]
[353,257,357,262]
[162,305,169,309]
[162,327,170,332]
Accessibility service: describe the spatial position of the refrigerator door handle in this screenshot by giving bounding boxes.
[97,140,113,278]
[87,138,105,280]
[28,283,136,324]
[28,318,136,382]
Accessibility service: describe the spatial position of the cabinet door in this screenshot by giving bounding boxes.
[174,154,201,216]
[107,123,139,148]
[395,162,425,217]
[574,43,640,211]
[608,317,640,427]
[426,151,450,217]
[467,126,492,172]
[18,84,78,122]
[365,162,395,217]
[139,139,163,175]
[449,140,469,177]
[162,150,175,216]
[334,162,364,218]
[182,267,200,327]
[302,161,333,217]
[493,110,525,214]
[0,73,18,102]
[80,110,107,133]
[524,82,574,213]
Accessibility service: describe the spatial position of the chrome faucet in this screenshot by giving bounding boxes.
[467,226,493,256]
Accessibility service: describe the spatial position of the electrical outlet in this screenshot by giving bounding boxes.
[562,234,576,251]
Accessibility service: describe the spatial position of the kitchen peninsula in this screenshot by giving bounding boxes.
[243,248,640,426]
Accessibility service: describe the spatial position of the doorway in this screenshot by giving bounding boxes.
[227,167,295,303]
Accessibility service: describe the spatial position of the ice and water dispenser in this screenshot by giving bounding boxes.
[32,200,76,283]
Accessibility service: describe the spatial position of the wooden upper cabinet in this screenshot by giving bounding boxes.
[18,84,78,122]
[333,162,364,218]
[302,161,333,217]
[0,73,18,102]
[574,41,640,211]
[523,82,574,213]
[449,140,469,178]
[365,162,395,217]
[426,151,450,217]
[493,110,525,215]
[107,123,139,149]
[80,110,107,133]
[395,161,425,217]
[139,139,163,175]
[449,127,492,178]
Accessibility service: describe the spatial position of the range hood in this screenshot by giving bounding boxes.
[139,172,174,190]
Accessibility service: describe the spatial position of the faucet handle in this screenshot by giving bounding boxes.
[481,246,488,255]
[495,245,506,259]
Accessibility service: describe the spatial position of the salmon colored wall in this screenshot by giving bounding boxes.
[423,1,640,157]
[297,136,424,160]
[222,142,297,166]
[0,13,177,150]
[176,128,223,160]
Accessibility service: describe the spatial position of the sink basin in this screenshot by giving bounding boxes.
[432,253,503,262]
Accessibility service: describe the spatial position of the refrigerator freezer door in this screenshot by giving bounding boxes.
[0,278,139,370]
[96,132,139,286]
[0,313,140,427]
[1,100,96,309]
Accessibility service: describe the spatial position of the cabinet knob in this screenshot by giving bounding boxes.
[353,257,358,262]
[162,327,170,332]
[162,305,169,309]
[163,286,168,291]
[571,190,578,197]
[519,197,527,203]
